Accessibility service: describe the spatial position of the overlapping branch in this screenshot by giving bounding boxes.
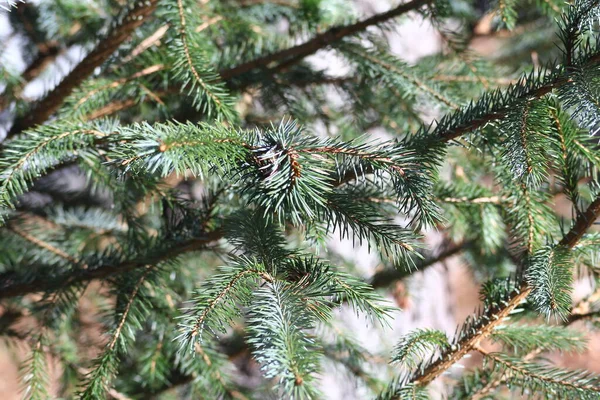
[370,241,468,289]
[219,0,430,81]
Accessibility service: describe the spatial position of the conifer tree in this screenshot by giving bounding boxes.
[1,0,600,398]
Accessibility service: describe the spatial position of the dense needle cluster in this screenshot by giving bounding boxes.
[1,0,600,399]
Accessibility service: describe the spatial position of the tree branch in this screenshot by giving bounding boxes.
[4,0,426,138]
[471,297,600,400]
[410,195,600,387]
[0,229,222,299]
[370,241,468,289]
[218,0,430,82]
[437,53,600,143]
[7,0,159,137]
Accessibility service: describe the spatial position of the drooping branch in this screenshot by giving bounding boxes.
[409,195,600,388]
[7,0,160,137]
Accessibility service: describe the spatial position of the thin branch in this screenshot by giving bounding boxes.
[475,345,599,392]
[567,310,600,324]
[7,224,82,267]
[73,64,166,111]
[82,89,174,121]
[121,24,170,64]
[218,0,430,81]
[0,229,223,299]
[7,0,160,137]
[107,266,152,351]
[188,268,273,340]
[175,0,226,110]
[370,241,468,289]
[441,196,505,204]
[432,75,515,86]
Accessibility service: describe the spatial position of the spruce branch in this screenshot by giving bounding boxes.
[219,0,430,82]
[4,0,428,124]
[475,345,600,397]
[499,99,554,188]
[406,194,600,388]
[526,245,574,320]
[0,117,437,298]
[370,240,468,288]
[7,0,160,137]
[0,229,222,299]
[0,127,109,216]
[170,0,235,120]
[21,337,50,400]
[177,260,273,350]
[392,329,449,369]
[82,89,174,120]
[7,223,81,266]
[447,290,599,399]
[337,41,460,110]
[434,18,600,144]
[78,266,154,399]
[289,257,394,323]
[247,281,322,398]
[70,64,167,114]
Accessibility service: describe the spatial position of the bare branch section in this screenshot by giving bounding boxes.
[219,0,429,81]
[410,196,600,387]
[7,0,160,137]
[370,241,468,288]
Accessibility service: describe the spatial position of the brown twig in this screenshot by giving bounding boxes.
[370,241,469,289]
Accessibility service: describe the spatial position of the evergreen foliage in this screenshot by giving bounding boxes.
[1,0,600,398]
